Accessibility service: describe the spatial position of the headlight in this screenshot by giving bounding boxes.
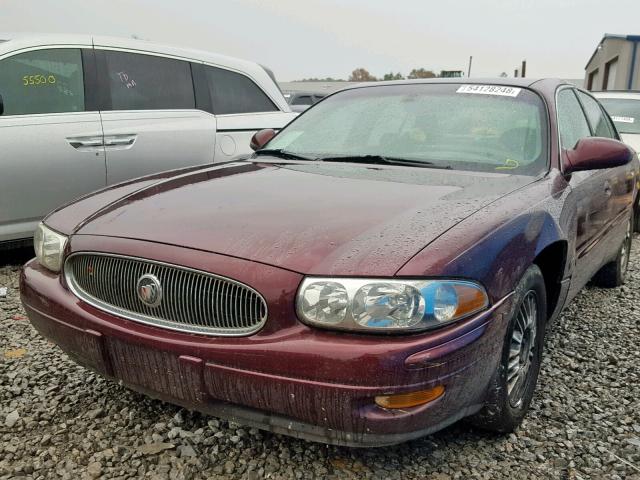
[34,223,68,272]
[297,278,489,333]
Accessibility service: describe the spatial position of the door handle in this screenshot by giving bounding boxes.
[67,136,104,151]
[104,134,136,149]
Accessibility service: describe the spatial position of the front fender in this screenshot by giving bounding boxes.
[397,172,572,303]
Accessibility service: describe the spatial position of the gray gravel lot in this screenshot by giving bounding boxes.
[1,243,639,480]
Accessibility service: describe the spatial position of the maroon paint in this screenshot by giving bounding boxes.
[46,163,536,277]
[250,128,276,151]
[564,137,634,174]
[21,255,514,446]
[20,79,639,446]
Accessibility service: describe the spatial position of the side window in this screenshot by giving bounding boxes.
[557,89,591,149]
[102,51,194,110]
[0,48,84,115]
[204,66,278,114]
[602,112,618,138]
[576,91,615,138]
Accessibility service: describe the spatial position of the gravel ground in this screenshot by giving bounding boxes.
[1,243,639,480]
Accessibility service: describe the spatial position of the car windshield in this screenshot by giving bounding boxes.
[598,98,640,135]
[266,83,548,174]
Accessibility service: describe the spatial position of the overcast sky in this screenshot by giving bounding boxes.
[2,0,639,81]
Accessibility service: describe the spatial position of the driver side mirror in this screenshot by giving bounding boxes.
[563,137,633,175]
[250,128,276,151]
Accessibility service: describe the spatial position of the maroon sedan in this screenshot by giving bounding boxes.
[21,79,637,447]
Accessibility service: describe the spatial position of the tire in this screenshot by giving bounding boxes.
[593,215,633,288]
[468,264,547,433]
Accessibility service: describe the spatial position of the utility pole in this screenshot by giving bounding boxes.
[521,60,527,78]
[467,56,473,77]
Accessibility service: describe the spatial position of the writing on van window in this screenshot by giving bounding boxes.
[117,71,137,89]
[104,51,194,110]
[22,74,57,86]
[0,48,85,115]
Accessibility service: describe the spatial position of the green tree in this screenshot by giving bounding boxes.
[382,72,404,81]
[407,68,437,79]
[349,68,377,82]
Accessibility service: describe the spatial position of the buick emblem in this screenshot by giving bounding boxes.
[136,274,163,308]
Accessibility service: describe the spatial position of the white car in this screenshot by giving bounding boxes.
[0,34,296,247]
[594,91,640,230]
[594,91,640,151]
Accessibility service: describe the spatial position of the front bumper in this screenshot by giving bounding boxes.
[21,255,514,447]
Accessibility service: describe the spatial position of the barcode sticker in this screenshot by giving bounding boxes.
[611,115,635,124]
[456,85,521,97]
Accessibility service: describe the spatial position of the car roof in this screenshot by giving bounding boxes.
[0,33,249,66]
[0,33,290,112]
[337,78,569,101]
[592,91,640,100]
[361,77,548,88]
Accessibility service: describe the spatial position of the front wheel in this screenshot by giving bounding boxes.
[469,264,547,433]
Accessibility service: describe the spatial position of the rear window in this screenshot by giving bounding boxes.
[598,98,640,135]
[204,65,278,115]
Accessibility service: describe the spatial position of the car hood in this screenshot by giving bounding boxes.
[70,160,536,276]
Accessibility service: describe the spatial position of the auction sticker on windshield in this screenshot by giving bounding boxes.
[612,116,635,124]
[456,85,521,97]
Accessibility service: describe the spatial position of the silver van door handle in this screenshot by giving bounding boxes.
[67,136,104,151]
[104,134,137,149]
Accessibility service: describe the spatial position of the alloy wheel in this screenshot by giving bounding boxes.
[507,290,538,408]
[620,219,632,274]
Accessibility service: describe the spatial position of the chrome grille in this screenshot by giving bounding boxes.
[65,253,267,336]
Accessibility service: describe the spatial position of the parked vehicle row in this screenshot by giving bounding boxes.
[21,78,639,446]
[283,90,328,112]
[594,91,640,227]
[0,34,296,247]
[595,91,640,151]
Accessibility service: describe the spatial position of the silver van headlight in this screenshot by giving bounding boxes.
[34,223,68,272]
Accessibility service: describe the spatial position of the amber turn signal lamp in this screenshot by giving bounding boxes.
[454,285,489,318]
[375,385,445,409]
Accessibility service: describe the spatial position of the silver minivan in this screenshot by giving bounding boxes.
[0,34,296,247]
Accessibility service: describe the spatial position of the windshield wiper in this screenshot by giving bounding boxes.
[317,154,452,169]
[253,148,316,161]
